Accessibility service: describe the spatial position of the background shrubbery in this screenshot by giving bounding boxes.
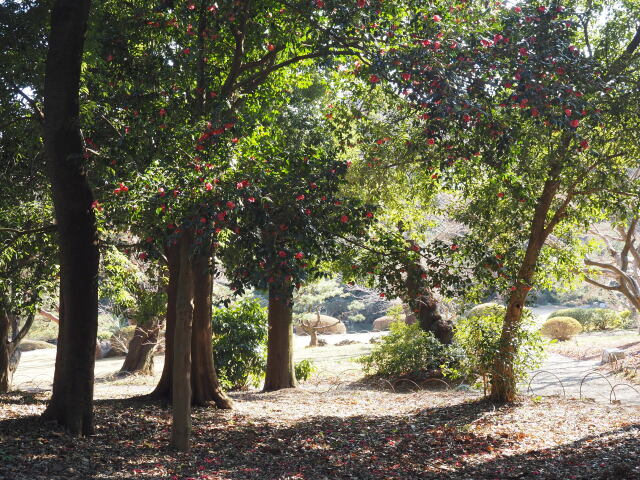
[547,308,630,331]
[358,322,459,377]
[540,317,583,341]
[212,298,268,390]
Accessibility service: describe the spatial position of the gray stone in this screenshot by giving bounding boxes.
[601,348,625,364]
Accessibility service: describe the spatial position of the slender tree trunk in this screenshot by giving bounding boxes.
[151,246,231,408]
[264,287,297,391]
[190,252,232,408]
[308,329,318,347]
[41,0,97,436]
[490,172,563,402]
[171,233,194,452]
[0,309,15,393]
[149,243,179,400]
[119,320,160,375]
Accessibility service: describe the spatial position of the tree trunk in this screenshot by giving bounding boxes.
[489,170,563,402]
[404,260,453,344]
[151,246,231,407]
[264,287,297,391]
[190,252,232,408]
[308,329,318,347]
[41,0,97,436]
[0,309,15,393]
[119,321,160,375]
[414,293,453,344]
[149,243,179,400]
[170,233,194,452]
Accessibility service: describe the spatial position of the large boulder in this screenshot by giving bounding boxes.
[295,314,346,335]
[372,315,405,331]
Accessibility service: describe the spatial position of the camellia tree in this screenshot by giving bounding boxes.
[361,1,640,401]
[82,2,419,435]
[220,85,375,390]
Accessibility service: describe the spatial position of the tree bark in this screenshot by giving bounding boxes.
[190,252,232,407]
[150,246,232,408]
[119,320,160,375]
[404,260,453,344]
[0,309,16,393]
[41,0,97,436]
[170,233,194,452]
[264,287,297,391]
[490,173,561,402]
[149,243,179,400]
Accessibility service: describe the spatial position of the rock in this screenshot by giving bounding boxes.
[295,314,346,335]
[335,339,361,346]
[95,340,112,359]
[17,339,56,351]
[372,315,406,331]
[601,348,625,364]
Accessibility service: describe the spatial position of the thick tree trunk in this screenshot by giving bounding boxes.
[150,246,231,408]
[170,233,194,452]
[264,287,297,391]
[190,252,232,408]
[41,0,97,436]
[404,260,453,344]
[415,293,453,344]
[149,243,179,399]
[119,321,160,375]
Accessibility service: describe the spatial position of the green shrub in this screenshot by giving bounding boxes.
[547,308,624,331]
[294,359,316,381]
[540,317,582,341]
[358,322,457,377]
[451,303,546,392]
[212,298,268,390]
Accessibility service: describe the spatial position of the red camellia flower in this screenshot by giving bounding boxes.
[247,196,256,203]
[514,6,522,13]
[340,215,349,223]
[316,0,325,7]
[570,119,580,128]
[401,72,411,81]
[580,139,590,150]
[379,292,385,298]
[432,14,441,22]
[295,252,304,259]
[369,74,380,83]
[183,48,191,54]
[267,43,275,51]
[531,108,539,117]
[278,250,287,258]
[205,182,213,191]
[200,217,207,223]
[296,194,305,201]
[304,209,311,215]
[139,252,148,260]
[462,114,471,122]
[365,211,373,218]
[564,108,572,116]
[357,0,366,7]
[427,138,435,145]
[451,244,459,251]
[159,108,167,116]
[226,201,236,209]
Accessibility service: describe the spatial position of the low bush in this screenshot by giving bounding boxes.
[548,308,625,331]
[358,322,457,377]
[451,303,546,393]
[540,317,582,341]
[294,359,316,381]
[212,298,268,390]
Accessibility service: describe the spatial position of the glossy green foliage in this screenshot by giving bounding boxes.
[548,307,627,331]
[358,322,458,377]
[211,297,268,390]
[451,304,546,389]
